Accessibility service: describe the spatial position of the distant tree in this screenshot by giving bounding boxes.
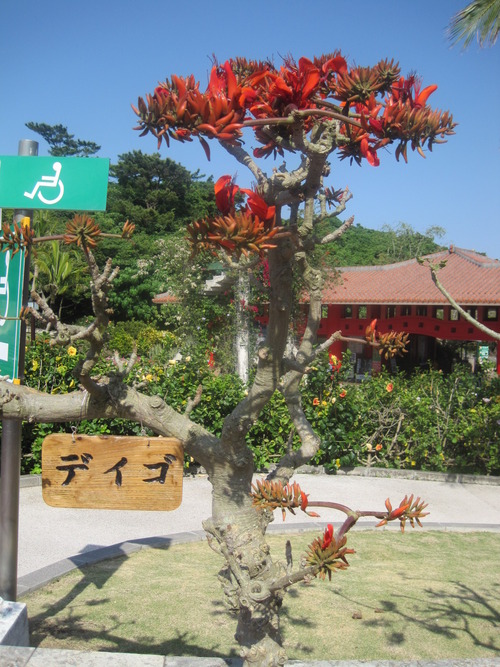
[449,0,500,47]
[25,122,101,157]
[107,150,216,234]
[313,219,444,268]
[381,222,445,262]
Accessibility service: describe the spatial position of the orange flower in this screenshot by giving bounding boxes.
[386,382,394,392]
[339,390,347,398]
[375,444,383,451]
[313,397,320,406]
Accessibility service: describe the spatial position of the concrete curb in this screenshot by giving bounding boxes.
[18,466,500,489]
[1,645,499,666]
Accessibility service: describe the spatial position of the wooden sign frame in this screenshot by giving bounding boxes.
[42,434,183,510]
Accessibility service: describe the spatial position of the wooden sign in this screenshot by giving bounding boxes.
[42,434,183,510]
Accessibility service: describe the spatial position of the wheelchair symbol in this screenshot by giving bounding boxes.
[24,161,64,205]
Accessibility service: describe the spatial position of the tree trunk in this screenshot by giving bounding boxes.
[205,460,288,666]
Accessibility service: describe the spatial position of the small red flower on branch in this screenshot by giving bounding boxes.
[305,524,355,581]
[376,495,429,533]
[250,479,320,520]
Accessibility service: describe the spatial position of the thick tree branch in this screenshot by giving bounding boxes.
[220,142,267,185]
[0,381,219,471]
[428,263,500,341]
[321,214,355,244]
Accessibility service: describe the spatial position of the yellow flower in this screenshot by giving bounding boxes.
[67,346,77,357]
[168,359,177,365]
[321,400,327,407]
[335,458,341,468]
[145,373,153,382]
[411,460,416,466]
[31,360,39,372]
[331,397,336,405]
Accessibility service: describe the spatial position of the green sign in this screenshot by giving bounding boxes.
[0,156,109,210]
[0,243,25,380]
[478,344,489,364]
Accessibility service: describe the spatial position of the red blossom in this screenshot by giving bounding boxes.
[240,188,275,223]
[386,382,394,392]
[321,524,334,550]
[214,175,239,214]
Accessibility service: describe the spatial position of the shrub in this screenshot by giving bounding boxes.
[21,338,500,476]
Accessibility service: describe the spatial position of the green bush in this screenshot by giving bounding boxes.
[106,321,178,358]
[20,337,500,476]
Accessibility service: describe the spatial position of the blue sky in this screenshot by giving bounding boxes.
[1,1,499,258]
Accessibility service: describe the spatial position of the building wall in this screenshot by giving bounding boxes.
[317,304,500,374]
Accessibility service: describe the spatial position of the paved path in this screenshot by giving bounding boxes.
[16,471,500,595]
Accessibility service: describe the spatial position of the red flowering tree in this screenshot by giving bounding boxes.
[1,53,453,665]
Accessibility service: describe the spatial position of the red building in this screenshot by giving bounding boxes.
[316,247,500,375]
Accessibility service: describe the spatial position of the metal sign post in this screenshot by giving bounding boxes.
[0,139,38,601]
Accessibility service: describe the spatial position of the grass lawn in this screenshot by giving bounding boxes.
[23,530,500,662]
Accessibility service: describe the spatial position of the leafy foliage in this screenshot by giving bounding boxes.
[315,219,445,269]
[21,339,499,476]
[25,122,101,157]
[449,0,500,47]
[107,150,216,234]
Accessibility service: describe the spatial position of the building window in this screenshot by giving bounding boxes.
[401,305,412,316]
[386,306,396,318]
[485,307,498,321]
[321,305,329,319]
[416,306,427,316]
[434,307,444,320]
[357,305,367,319]
[342,305,353,319]
[466,307,478,320]
[449,309,459,321]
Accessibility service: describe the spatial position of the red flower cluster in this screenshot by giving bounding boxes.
[134,53,455,167]
[305,523,355,580]
[187,175,280,257]
[376,495,429,533]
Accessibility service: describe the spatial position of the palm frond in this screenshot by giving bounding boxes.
[449,0,500,47]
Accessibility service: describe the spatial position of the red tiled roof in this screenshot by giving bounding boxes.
[152,292,180,304]
[322,247,500,306]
